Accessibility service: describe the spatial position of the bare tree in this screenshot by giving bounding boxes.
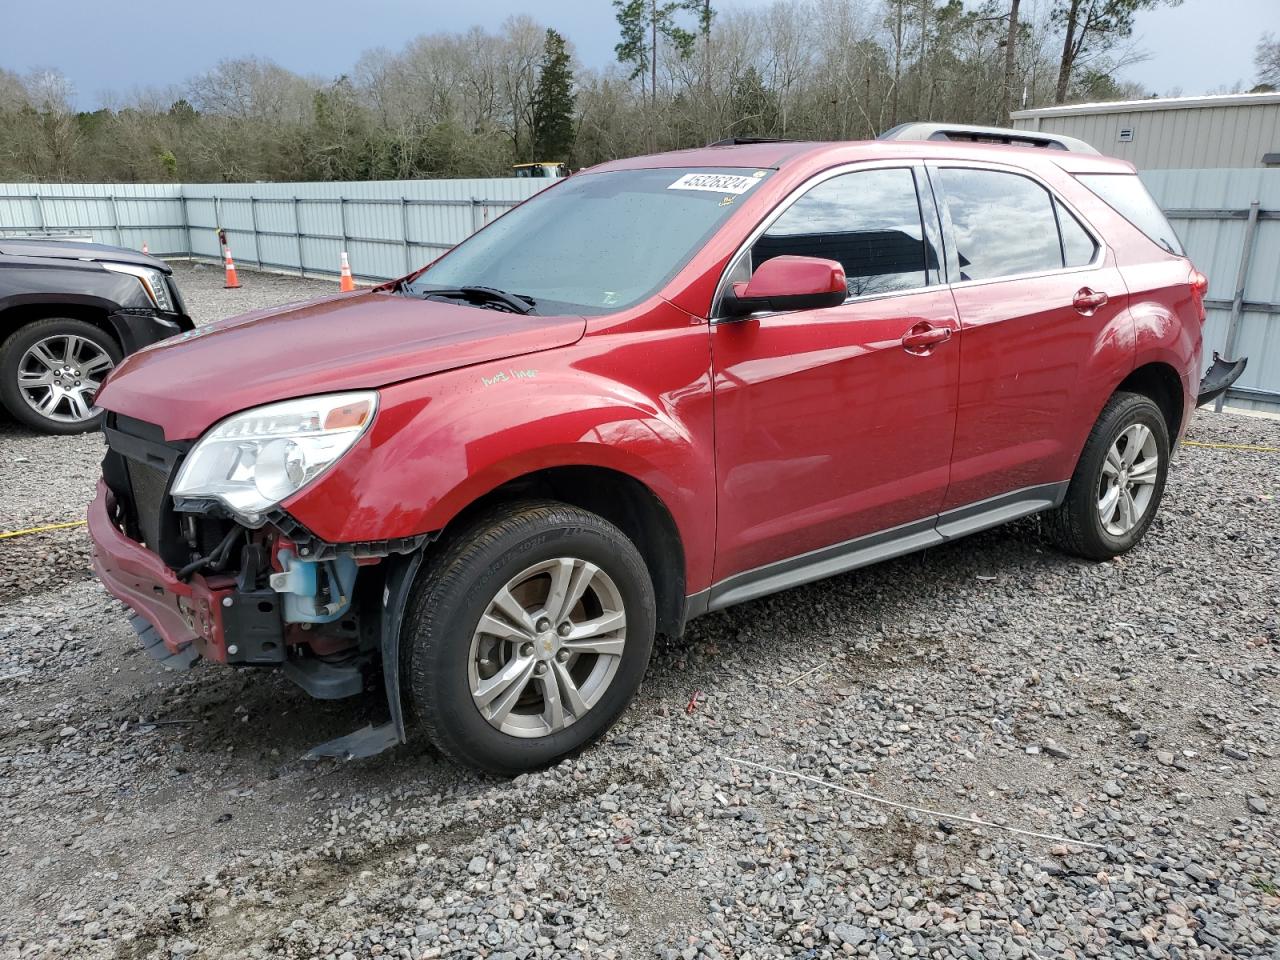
[1256,33,1280,89]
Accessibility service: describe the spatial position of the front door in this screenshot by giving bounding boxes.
[710,163,961,593]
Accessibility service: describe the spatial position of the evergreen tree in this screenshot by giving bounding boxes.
[531,29,576,161]
[613,0,703,105]
[730,66,777,137]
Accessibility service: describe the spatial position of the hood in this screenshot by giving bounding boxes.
[0,239,171,272]
[95,290,587,440]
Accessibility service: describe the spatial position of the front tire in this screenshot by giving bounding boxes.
[1047,391,1170,560]
[403,501,656,775]
[0,318,121,434]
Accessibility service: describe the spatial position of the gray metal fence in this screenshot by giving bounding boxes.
[1,170,1277,411]
[0,178,548,281]
[1143,169,1280,413]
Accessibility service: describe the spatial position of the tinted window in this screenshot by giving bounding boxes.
[1057,200,1098,267]
[938,168,1063,281]
[752,167,937,298]
[1077,173,1184,256]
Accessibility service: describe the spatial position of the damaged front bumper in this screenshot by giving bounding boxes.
[1197,353,1248,407]
[88,478,422,760]
[88,480,232,668]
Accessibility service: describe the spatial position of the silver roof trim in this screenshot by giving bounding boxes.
[877,122,1100,155]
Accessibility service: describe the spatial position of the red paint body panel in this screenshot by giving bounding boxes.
[1122,259,1204,443]
[284,299,720,592]
[90,138,1204,609]
[710,290,960,579]
[943,256,1134,509]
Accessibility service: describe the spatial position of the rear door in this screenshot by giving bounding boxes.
[931,163,1130,511]
[709,162,960,590]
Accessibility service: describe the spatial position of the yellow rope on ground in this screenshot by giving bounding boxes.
[1184,440,1280,454]
[0,519,87,541]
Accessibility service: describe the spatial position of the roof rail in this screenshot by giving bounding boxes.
[877,122,1099,155]
[707,136,800,147]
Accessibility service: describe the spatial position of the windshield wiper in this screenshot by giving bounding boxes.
[418,285,537,315]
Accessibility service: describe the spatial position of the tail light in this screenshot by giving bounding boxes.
[1189,269,1208,323]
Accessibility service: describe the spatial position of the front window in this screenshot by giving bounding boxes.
[747,167,940,299]
[405,167,771,315]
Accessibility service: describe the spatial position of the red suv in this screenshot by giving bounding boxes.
[88,126,1242,774]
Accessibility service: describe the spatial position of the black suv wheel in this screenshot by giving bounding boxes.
[0,317,121,434]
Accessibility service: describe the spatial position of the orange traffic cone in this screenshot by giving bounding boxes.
[223,247,241,289]
[339,251,355,292]
[141,241,149,255]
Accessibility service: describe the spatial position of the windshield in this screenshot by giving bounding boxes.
[405,167,771,315]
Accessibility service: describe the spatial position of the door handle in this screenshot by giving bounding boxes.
[901,322,953,354]
[1072,287,1109,315]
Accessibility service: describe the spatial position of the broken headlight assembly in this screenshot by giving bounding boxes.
[171,392,377,527]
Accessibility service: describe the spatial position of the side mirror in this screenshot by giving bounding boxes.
[721,255,848,318]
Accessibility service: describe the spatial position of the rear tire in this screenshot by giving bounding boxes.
[402,501,656,776]
[1046,391,1170,560]
[0,317,121,434]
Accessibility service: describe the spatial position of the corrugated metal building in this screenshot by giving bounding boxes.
[1010,92,1280,170]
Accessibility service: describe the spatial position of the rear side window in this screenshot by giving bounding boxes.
[937,168,1063,281]
[1077,173,1183,256]
[752,167,940,298]
[1057,200,1098,267]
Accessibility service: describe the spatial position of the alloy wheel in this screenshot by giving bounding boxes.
[1097,422,1160,536]
[468,557,627,738]
[17,334,114,424]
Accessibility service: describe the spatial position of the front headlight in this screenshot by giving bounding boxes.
[102,262,176,313]
[172,392,378,526]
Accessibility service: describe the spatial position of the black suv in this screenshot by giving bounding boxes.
[0,239,193,434]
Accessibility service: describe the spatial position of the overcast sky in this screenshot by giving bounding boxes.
[2,0,1272,109]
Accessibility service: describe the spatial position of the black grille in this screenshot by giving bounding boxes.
[102,414,191,568]
[125,458,169,551]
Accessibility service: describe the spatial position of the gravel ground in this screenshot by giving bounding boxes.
[1,266,1278,959]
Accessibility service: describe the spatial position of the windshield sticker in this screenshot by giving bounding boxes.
[668,173,762,195]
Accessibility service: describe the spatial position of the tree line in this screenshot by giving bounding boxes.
[0,0,1273,184]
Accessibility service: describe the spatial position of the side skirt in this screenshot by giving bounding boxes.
[688,481,1068,618]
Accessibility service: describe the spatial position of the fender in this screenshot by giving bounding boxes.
[283,311,718,592]
[0,276,159,352]
[0,290,123,314]
[1127,263,1202,442]
[0,258,150,317]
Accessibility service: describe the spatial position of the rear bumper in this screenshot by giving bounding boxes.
[87,480,232,662]
[1197,353,1248,407]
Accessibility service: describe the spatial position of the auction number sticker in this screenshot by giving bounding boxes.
[668,173,763,195]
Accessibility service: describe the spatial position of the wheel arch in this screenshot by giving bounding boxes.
[437,464,688,638]
[1115,360,1186,443]
[0,297,122,351]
